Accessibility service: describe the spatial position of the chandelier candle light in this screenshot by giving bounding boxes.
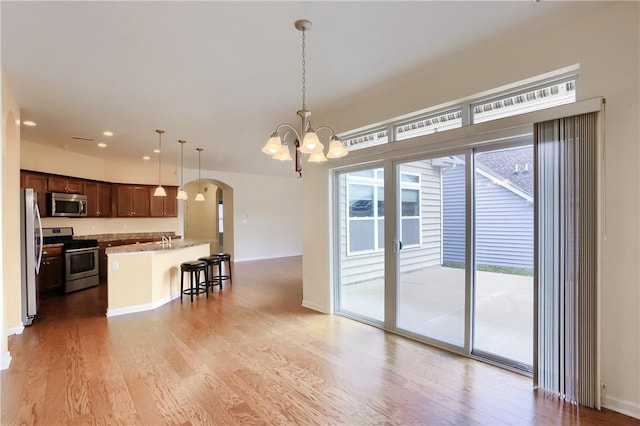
[153,129,167,197]
[176,140,188,200]
[195,148,205,202]
[261,19,348,176]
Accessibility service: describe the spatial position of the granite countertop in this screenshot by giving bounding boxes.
[106,239,210,255]
[75,232,178,243]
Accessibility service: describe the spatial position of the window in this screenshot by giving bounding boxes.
[344,128,388,151]
[339,73,577,147]
[395,109,462,141]
[472,79,576,124]
[347,170,421,254]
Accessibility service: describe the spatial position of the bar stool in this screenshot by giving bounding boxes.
[197,256,222,292]
[212,252,232,285]
[180,260,208,303]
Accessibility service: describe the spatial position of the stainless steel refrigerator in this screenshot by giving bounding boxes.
[20,188,43,326]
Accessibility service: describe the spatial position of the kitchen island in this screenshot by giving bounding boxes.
[105,239,210,317]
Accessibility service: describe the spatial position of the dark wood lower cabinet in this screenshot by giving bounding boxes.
[40,246,64,295]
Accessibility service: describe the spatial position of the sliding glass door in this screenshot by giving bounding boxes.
[472,145,534,369]
[395,155,467,348]
[334,140,534,372]
[335,167,385,323]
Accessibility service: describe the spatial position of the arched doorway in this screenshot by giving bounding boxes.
[181,178,234,259]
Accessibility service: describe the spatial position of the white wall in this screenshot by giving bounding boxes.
[1,71,21,368]
[2,72,25,343]
[181,167,302,262]
[303,2,640,418]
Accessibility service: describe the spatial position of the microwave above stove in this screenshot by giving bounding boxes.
[46,192,88,217]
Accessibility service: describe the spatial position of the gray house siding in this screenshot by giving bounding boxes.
[443,165,534,270]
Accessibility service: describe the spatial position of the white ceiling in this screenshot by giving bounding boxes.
[1,1,607,177]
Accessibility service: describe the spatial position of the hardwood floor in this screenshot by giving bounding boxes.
[2,256,638,425]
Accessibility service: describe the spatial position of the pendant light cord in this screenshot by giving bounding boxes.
[301,28,306,111]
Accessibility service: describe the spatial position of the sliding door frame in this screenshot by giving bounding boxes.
[330,97,604,374]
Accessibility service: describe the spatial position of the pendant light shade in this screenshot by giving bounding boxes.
[262,132,282,155]
[326,135,349,159]
[177,189,188,200]
[298,128,321,154]
[153,129,167,197]
[176,140,188,200]
[272,143,293,161]
[153,186,167,197]
[195,147,205,202]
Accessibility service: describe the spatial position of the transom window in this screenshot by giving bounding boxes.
[342,74,577,150]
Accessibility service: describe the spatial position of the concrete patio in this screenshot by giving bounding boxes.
[340,266,533,366]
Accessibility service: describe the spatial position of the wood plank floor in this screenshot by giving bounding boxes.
[2,256,638,425]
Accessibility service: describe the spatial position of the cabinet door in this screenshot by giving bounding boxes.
[150,187,178,217]
[21,172,48,216]
[48,176,83,193]
[65,179,84,194]
[40,247,64,294]
[97,183,112,217]
[163,187,178,217]
[132,186,150,217]
[149,189,165,217]
[84,182,99,216]
[47,176,68,193]
[116,186,134,217]
[88,182,113,217]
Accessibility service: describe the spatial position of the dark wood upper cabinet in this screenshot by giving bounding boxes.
[85,182,112,217]
[116,185,151,217]
[20,171,48,216]
[21,170,177,219]
[47,176,84,194]
[150,186,178,217]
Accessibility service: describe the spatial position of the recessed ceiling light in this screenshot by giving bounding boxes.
[97,143,107,148]
[153,149,161,153]
[143,156,151,160]
[103,131,114,137]
[22,120,37,127]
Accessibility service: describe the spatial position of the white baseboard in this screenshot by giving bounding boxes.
[301,299,329,314]
[1,351,11,370]
[602,394,640,419]
[106,293,178,318]
[7,324,24,336]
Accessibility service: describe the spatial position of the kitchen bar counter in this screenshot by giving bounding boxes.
[105,238,206,255]
[76,231,178,243]
[106,239,210,317]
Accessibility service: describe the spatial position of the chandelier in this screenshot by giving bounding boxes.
[261,19,348,176]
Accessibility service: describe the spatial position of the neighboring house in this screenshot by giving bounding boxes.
[339,148,534,286]
[443,149,534,271]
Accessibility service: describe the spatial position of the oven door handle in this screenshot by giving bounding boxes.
[65,247,97,254]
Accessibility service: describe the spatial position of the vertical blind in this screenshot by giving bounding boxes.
[534,112,599,408]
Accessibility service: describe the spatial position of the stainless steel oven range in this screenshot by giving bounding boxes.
[42,227,99,293]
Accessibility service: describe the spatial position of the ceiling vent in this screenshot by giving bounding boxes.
[71,136,95,141]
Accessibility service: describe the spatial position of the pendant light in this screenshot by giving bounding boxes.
[176,140,188,200]
[195,148,205,201]
[153,129,167,197]
[261,19,348,176]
